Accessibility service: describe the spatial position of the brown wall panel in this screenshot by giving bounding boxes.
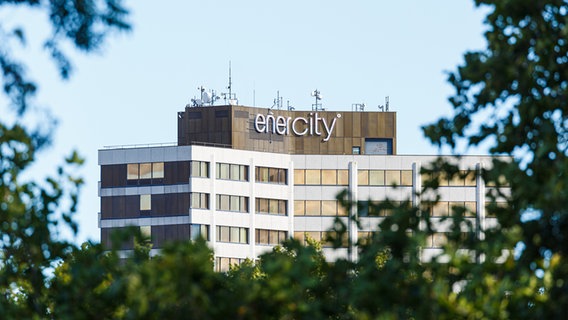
[152,224,190,248]
[101,227,134,250]
[178,105,396,155]
[101,193,190,219]
[101,164,126,188]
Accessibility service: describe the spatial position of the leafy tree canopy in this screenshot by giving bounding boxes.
[3,0,568,318]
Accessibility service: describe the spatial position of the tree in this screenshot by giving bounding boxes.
[0,1,130,318]
[4,0,568,318]
[422,0,568,317]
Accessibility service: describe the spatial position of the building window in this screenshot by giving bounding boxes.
[190,161,209,178]
[190,192,209,209]
[295,200,347,216]
[423,201,477,217]
[295,169,349,186]
[358,170,369,186]
[421,170,478,187]
[358,231,379,246]
[321,169,337,185]
[140,194,151,211]
[216,194,249,213]
[190,224,210,241]
[352,146,361,155]
[255,198,287,215]
[140,226,152,243]
[356,200,406,217]
[216,163,248,181]
[337,170,349,185]
[215,257,246,272]
[305,170,321,185]
[255,166,287,184]
[369,170,385,185]
[126,162,165,184]
[255,229,288,245]
[127,164,139,180]
[358,169,413,186]
[321,200,337,216]
[293,231,348,248]
[364,138,393,155]
[216,226,248,244]
[294,169,305,185]
[385,170,401,185]
[153,162,164,179]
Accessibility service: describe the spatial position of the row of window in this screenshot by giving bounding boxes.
[215,227,289,245]
[255,166,287,184]
[216,226,249,244]
[294,200,348,216]
[125,161,205,186]
[216,194,249,213]
[294,169,349,186]
[216,163,248,181]
[138,224,210,244]
[255,229,288,245]
[293,169,414,186]
[136,226,473,250]
[118,162,503,189]
[190,192,209,209]
[421,201,477,217]
[127,162,164,181]
[215,257,246,272]
[143,224,210,241]
[421,171,477,187]
[358,170,412,186]
[256,198,287,215]
[293,231,349,247]
[199,194,289,215]
[137,193,498,218]
[123,161,288,185]
[191,161,209,178]
[356,231,470,248]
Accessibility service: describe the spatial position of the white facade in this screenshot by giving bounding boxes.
[99,145,506,270]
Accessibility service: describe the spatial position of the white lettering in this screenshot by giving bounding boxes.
[255,114,266,132]
[266,114,276,133]
[286,117,292,134]
[322,116,338,142]
[314,113,322,135]
[254,112,341,141]
[292,117,308,136]
[276,116,287,135]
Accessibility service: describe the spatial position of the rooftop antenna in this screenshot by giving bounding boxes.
[272,90,283,109]
[378,96,390,112]
[190,86,206,107]
[311,89,323,111]
[352,103,366,111]
[228,61,232,98]
[221,61,239,105]
[287,100,294,111]
[190,86,219,107]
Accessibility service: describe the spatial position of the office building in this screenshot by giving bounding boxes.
[99,104,506,270]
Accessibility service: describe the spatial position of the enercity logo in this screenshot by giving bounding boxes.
[254,112,341,142]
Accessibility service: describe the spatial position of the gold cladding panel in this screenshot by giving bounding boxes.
[178,106,396,154]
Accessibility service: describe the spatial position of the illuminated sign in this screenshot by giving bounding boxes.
[254,113,341,142]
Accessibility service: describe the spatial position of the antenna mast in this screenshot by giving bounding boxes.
[311,89,323,111]
[272,90,283,109]
[228,61,232,98]
[378,96,390,112]
[221,61,238,105]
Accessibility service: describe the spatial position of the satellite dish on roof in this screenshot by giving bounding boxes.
[202,91,212,104]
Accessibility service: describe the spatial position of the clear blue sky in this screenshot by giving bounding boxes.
[2,1,489,243]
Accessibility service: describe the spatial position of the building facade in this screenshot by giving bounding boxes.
[99,105,506,271]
